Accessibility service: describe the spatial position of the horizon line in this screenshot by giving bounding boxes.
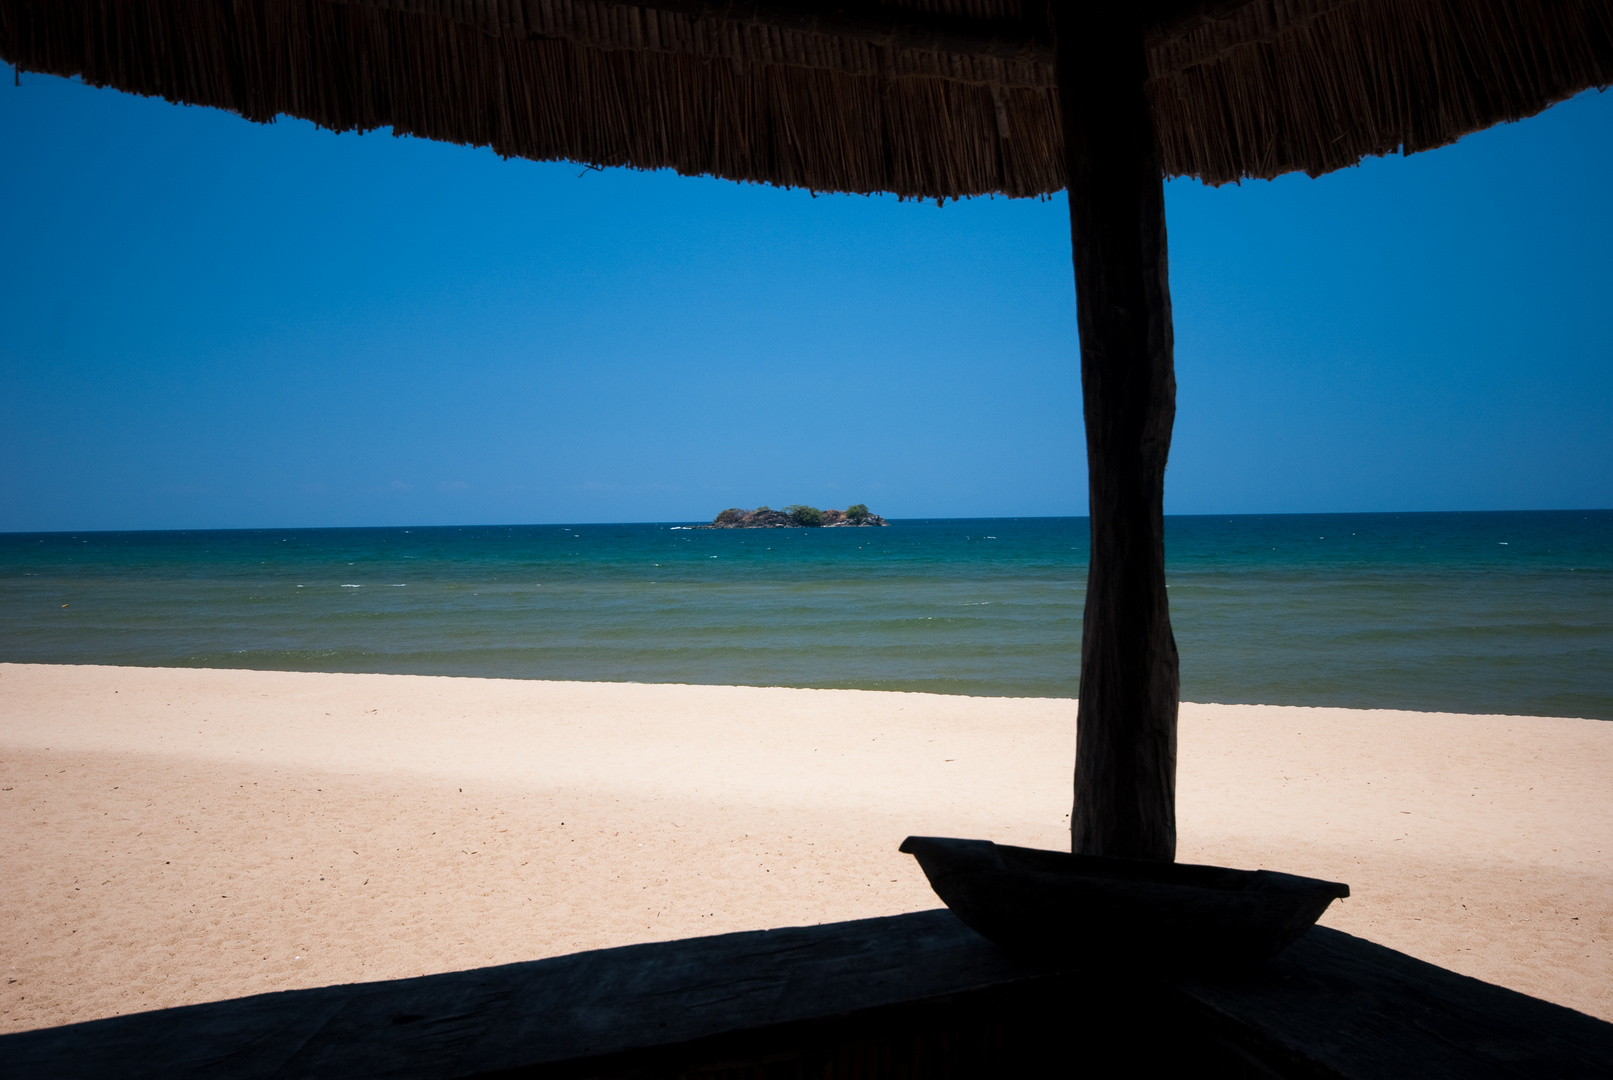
[4,506,1611,537]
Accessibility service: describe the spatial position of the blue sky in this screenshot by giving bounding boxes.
[1,65,1608,531]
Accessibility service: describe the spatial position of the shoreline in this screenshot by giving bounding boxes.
[7,660,1603,723]
[2,663,1609,1032]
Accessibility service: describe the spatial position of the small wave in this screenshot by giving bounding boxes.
[342,584,362,588]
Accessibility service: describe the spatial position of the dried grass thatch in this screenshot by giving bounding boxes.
[2,0,1609,197]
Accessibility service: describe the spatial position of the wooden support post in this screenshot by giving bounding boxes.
[1052,2,1180,861]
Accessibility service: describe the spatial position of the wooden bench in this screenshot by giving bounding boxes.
[5,910,1609,1078]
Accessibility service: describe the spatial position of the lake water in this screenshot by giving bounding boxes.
[2,511,1609,719]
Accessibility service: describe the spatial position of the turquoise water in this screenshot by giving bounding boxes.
[2,512,1609,718]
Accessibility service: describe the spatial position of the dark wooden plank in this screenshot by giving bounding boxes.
[0,909,1034,1079]
[347,0,1304,73]
[5,913,1609,1078]
[589,0,1054,65]
[1053,2,1181,861]
[1172,926,1613,1079]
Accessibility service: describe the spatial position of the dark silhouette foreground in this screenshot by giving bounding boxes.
[5,909,1609,1079]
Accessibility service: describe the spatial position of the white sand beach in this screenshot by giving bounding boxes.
[2,662,1608,1033]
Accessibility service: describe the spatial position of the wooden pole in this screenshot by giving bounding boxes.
[1052,2,1180,861]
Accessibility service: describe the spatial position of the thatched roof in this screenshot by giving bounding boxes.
[2,0,1609,198]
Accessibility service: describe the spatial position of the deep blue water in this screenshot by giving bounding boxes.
[2,511,1609,718]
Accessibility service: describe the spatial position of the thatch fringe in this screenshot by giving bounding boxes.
[1153,0,1613,182]
[1,0,1608,197]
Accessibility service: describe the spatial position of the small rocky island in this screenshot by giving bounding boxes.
[699,504,889,529]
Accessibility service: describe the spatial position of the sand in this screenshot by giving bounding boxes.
[1,662,1608,1035]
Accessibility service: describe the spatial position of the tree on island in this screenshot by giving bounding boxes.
[784,504,824,527]
[845,504,869,523]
